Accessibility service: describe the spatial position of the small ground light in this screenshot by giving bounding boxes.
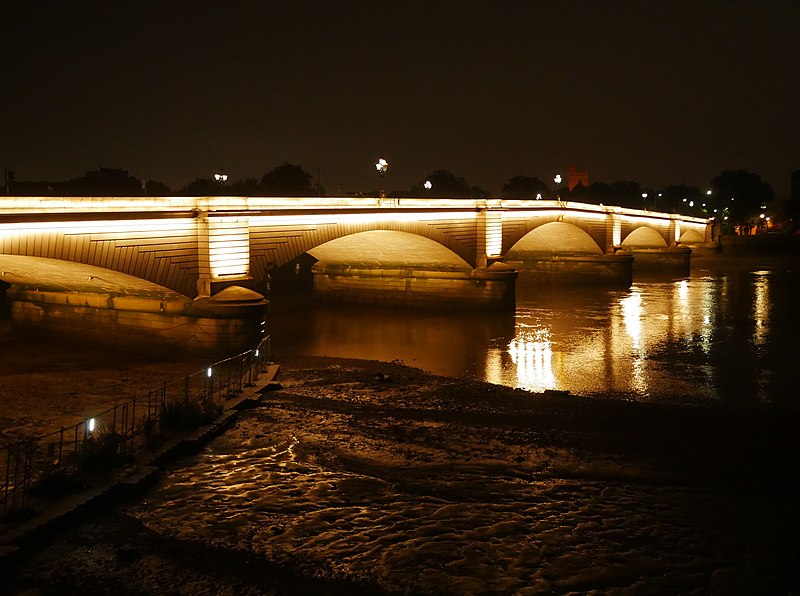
[88,418,96,432]
[207,367,213,378]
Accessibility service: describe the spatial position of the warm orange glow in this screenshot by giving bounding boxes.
[0,218,196,235]
[1,196,712,285]
[502,208,609,221]
[250,210,479,227]
[508,328,556,392]
[485,211,503,258]
[612,220,622,247]
[208,217,250,279]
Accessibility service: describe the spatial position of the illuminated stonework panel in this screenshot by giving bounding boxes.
[208,217,250,279]
[612,219,622,247]
[485,211,503,258]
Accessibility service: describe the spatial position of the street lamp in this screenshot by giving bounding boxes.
[553,174,562,200]
[424,180,432,191]
[375,158,389,199]
[214,170,228,184]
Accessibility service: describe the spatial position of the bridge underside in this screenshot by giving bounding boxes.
[0,255,266,353]
[503,222,633,286]
[305,231,516,308]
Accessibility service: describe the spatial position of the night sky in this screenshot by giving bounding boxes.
[2,1,798,196]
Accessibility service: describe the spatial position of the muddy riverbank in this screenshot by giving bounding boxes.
[5,353,800,594]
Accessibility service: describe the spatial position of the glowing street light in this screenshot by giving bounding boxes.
[424,180,432,191]
[553,174,562,200]
[375,158,389,199]
[214,170,228,184]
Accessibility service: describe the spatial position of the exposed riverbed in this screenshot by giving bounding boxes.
[6,354,800,594]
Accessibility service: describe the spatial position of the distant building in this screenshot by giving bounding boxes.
[567,166,588,191]
[790,169,800,221]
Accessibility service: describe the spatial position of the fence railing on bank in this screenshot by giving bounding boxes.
[1,336,271,517]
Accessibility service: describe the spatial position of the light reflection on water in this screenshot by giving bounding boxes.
[268,262,799,407]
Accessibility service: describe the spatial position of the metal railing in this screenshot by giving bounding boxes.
[1,336,271,516]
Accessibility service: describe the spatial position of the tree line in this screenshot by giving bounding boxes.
[3,163,785,228]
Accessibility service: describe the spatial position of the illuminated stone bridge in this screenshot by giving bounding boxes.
[0,196,711,349]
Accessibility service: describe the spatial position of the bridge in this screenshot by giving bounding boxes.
[0,196,711,350]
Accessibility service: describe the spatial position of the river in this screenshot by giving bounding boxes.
[267,255,800,409]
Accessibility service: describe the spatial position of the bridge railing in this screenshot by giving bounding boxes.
[1,336,271,518]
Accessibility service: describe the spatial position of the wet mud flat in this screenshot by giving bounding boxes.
[6,356,800,595]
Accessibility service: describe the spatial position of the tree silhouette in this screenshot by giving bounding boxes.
[226,177,261,195]
[144,180,172,196]
[54,167,144,196]
[501,175,550,199]
[566,181,613,204]
[657,185,702,215]
[412,170,489,198]
[710,170,774,224]
[180,178,219,195]
[260,163,317,196]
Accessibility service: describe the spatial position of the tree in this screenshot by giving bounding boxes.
[55,167,144,196]
[608,180,643,209]
[658,184,702,214]
[501,175,550,199]
[709,170,774,224]
[179,178,219,195]
[226,177,261,195]
[144,180,172,196]
[260,163,316,196]
[412,170,489,198]
[567,181,613,204]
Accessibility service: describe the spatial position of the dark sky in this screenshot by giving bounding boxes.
[2,1,798,196]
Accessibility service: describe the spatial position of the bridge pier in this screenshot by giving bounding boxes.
[502,254,634,287]
[6,286,266,354]
[311,264,517,309]
[617,246,692,276]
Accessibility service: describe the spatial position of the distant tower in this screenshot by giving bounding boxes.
[567,166,588,191]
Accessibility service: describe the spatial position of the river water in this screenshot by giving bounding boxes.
[268,255,800,409]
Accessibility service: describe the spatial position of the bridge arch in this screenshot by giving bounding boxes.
[621,226,669,248]
[307,230,472,269]
[679,229,705,244]
[249,214,479,281]
[505,221,604,257]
